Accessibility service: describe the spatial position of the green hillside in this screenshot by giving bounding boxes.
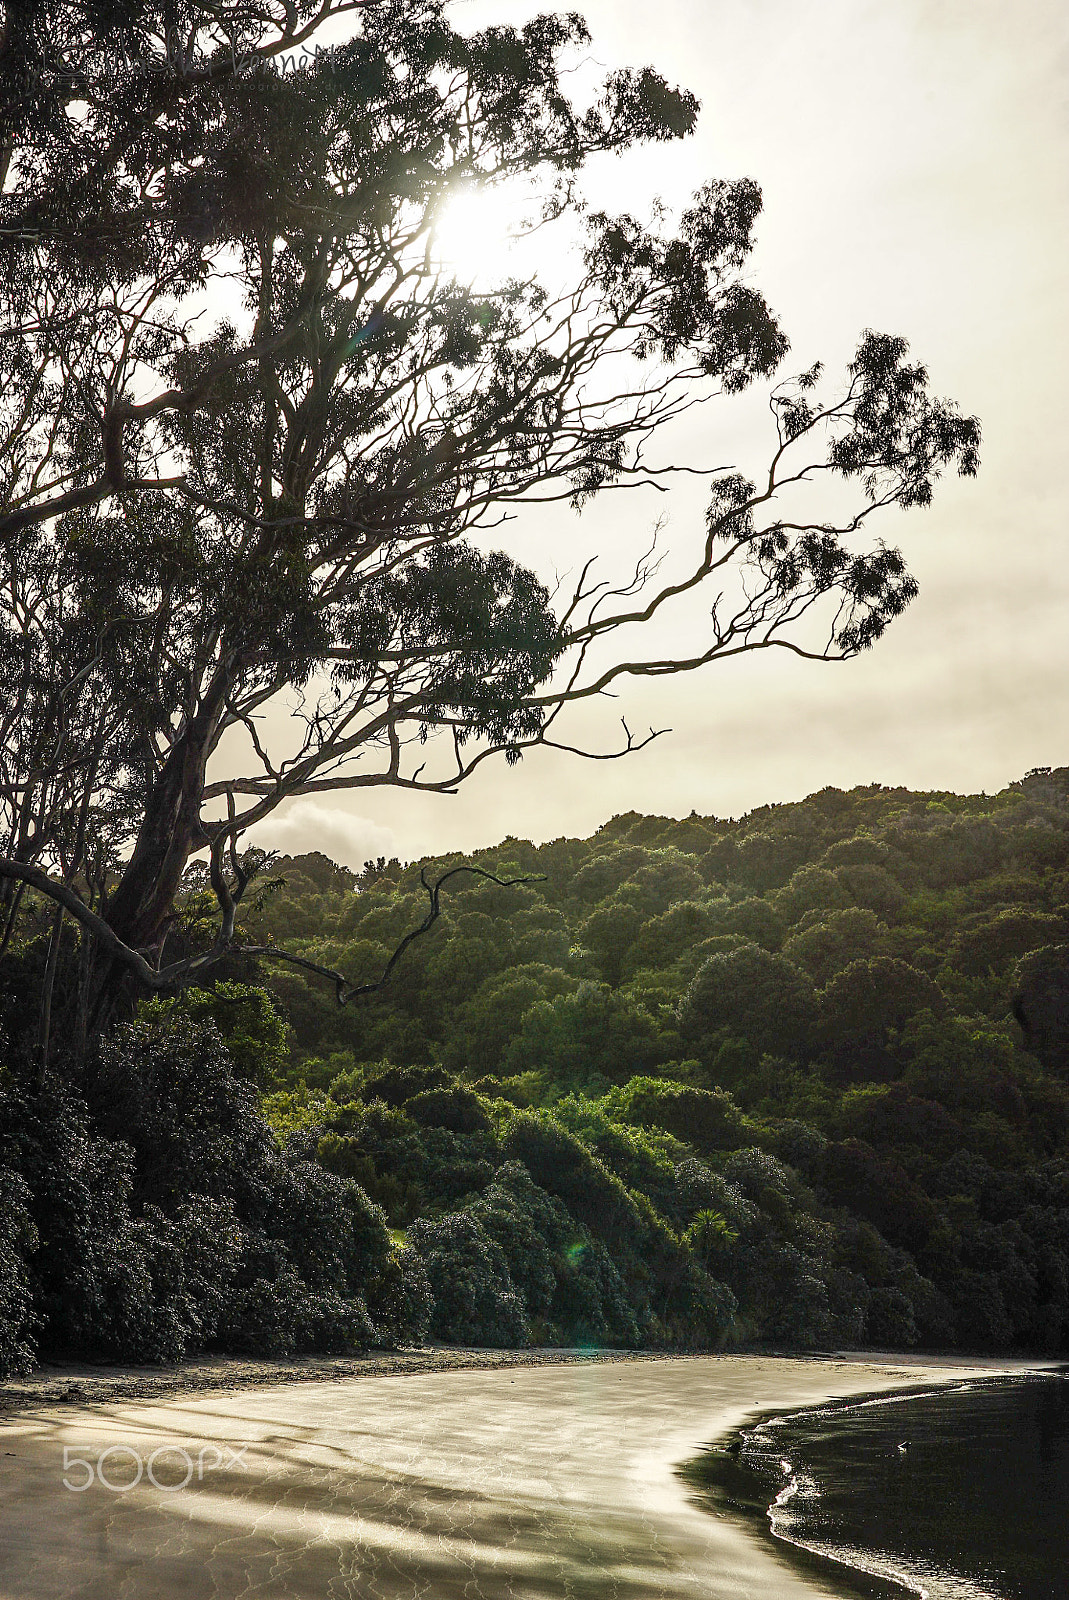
[3,770,1068,1373]
[235,770,1069,1352]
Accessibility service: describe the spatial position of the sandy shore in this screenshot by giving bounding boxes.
[0,1346,679,1415]
[0,1352,1052,1599]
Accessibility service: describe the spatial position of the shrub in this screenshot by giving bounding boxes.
[819,958,947,1047]
[673,1159,755,1232]
[606,1077,752,1154]
[135,984,290,1085]
[1014,944,1069,1072]
[950,1270,1013,1350]
[406,1086,490,1135]
[0,1017,430,1367]
[366,1247,433,1348]
[504,982,666,1086]
[502,1112,642,1251]
[658,1260,737,1351]
[820,1140,939,1255]
[91,1015,275,1210]
[760,1119,828,1176]
[0,1166,36,1377]
[477,1162,645,1347]
[408,1211,528,1347]
[217,1263,375,1359]
[549,1234,644,1348]
[357,1062,453,1107]
[551,1093,680,1214]
[471,1165,561,1320]
[866,1286,919,1347]
[782,908,888,986]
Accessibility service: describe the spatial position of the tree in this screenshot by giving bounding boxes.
[678,943,818,1058]
[1014,944,1069,1074]
[0,0,980,1037]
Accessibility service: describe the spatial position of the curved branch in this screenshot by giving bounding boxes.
[0,857,542,1004]
[240,866,545,1005]
[0,859,163,985]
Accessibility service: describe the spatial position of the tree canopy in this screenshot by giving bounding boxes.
[4,764,1069,1373]
[0,0,979,1032]
[191,773,1069,1356]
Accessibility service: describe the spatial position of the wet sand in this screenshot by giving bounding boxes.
[0,1353,1049,1599]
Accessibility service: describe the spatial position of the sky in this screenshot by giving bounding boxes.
[248,0,1069,869]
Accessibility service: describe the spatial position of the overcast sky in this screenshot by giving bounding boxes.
[250,0,1069,868]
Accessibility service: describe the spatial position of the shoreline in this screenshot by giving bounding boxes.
[0,1343,1048,1417]
[0,1344,673,1416]
[0,1353,1059,1599]
[676,1365,1066,1600]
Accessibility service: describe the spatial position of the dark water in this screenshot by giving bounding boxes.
[683,1371,1069,1600]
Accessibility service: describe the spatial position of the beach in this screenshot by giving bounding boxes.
[0,1352,1051,1599]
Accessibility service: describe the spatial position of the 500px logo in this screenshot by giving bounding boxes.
[62,1443,249,1492]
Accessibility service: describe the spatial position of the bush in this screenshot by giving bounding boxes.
[950,1270,1013,1350]
[673,1159,755,1232]
[819,958,947,1048]
[357,1062,454,1107]
[406,1086,490,1134]
[760,1119,828,1176]
[820,1140,940,1255]
[606,1077,752,1154]
[217,1264,375,1359]
[1014,945,1069,1072]
[782,908,888,986]
[658,1258,737,1351]
[0,1018,430,1367]
[91,1015,275,1210]
[408,1211,528,1347]
[0,1166,36,1377]
[0,1081,171,1359]
[502,1112,643,1251]
[136,984,290,1085]
[548,1233,644,1348]
[477,1162,643,1346]
[866,1286,919,1347]
[366,1246,433,1348]
[503,982,666,1086]
[551,1093,680,1214]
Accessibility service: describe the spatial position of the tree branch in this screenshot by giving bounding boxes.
[0,857,542,1006]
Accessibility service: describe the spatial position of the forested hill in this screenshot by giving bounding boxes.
[6,772,1069,1379]
[231,768,1069,1354]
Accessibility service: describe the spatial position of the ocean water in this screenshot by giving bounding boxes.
[683,1371,1069,1600]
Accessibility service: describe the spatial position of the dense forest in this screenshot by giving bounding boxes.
[3,768,1069,1374]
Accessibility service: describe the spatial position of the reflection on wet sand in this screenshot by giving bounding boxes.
[0,1355,1039,1599]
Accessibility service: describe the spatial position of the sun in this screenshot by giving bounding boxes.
[431,181,546,290]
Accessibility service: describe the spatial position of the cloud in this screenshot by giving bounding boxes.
[246,804,396,871]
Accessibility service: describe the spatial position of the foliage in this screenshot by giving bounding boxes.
[0,0,978,1059]
[200,769,1069,1358]
[135,985,291,1086]
[0,1166,36,1378]
[7,747,1069,1366]
[678,944,818,1057]
[0,1018,429,1365]
[408,1210,528,1348]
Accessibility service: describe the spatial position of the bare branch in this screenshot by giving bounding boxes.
[0,857,542,1006]
[242,866,546,1005]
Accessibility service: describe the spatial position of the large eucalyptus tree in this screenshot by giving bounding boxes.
[0,0,979,1032]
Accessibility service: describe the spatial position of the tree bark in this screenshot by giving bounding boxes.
[37,903,63,1085]
[104,700,225,951]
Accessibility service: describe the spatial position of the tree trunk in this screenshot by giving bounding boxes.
[36,904,63,1087]
[104,718,219,952]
